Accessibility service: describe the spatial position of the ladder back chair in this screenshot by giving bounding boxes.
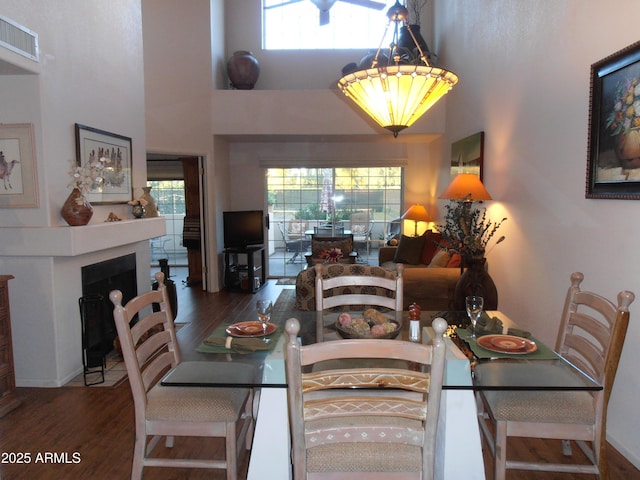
[476,272,634,480]
[285,316,448,480]
[110,272,254,480]
[314,262,404,312]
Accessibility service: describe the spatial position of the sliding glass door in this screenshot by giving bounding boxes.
[267,167,403,277]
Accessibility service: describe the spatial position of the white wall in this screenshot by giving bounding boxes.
[436,0,640,467]
[0,0,151,386]
[142,0,220,288]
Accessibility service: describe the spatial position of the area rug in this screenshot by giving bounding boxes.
[276,277,297,285]
[273,288,296,313]
[65,324,185,388]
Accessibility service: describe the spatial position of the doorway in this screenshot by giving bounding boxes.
[147,155,205,289]
[266,167,403,277]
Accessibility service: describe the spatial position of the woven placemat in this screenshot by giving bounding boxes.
[196,322,282,354]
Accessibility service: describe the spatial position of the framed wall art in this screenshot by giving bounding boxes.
[586,40,640,199]
[0,123,39,208]
[450,131,484,181]
[75,123,132,204]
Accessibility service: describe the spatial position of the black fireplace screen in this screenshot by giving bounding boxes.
[80,254,137,385]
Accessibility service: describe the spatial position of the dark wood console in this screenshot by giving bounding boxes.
[224,246,266,293]
[0,275,20,417]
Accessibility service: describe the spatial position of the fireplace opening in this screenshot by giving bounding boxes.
[80,254,137,377]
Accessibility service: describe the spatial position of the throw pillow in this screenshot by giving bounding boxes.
[312,237,352,256]
[447,253,462,268]
[428,250,452,267]
[393,234,426,265]
[420,230,443,264]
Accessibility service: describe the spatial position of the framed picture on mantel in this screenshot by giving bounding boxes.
[0,123,39,208]
[75,123,132,204]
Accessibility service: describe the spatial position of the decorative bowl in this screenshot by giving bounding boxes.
[334,318,402,340]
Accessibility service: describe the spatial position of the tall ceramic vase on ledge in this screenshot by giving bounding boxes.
[61,188,93,226]
[227,51,260,90]
[453,257,498,311]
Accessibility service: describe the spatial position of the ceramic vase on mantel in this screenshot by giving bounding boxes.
[452,257,498,311]
[140,187,158,217]
[131,204,146,219]
[61,188,93,226]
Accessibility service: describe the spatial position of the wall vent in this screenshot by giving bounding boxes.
[0,15,38,62]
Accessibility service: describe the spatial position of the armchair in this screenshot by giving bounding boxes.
[277,220,310,264]
[304,234,357,267]
[349,211,373,253]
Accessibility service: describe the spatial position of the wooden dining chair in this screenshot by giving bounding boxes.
[314,262,404,311]
[284,316,448,480]
[476,272,634,480]
[110,272,254,480]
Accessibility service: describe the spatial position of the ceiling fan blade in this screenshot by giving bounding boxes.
[340,0,386,10]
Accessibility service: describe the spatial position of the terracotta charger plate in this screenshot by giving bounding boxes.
[477,334,537,354]
[226,321,276,338]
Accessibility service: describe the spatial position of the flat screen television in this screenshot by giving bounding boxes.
[223,210,264,248]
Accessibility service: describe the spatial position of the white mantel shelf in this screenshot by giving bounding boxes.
[0,217,166,257]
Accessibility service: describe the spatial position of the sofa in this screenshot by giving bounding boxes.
[378,230,462,311]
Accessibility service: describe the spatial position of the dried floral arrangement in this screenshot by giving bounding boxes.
[436,196,506,260]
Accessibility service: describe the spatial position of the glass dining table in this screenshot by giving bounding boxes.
[162,309,601,480]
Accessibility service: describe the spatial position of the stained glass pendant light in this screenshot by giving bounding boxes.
[337,1,458,137]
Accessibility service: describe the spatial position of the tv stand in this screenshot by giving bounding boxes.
[224,246,265,293]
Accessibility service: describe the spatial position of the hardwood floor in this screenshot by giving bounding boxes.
[0,271,638,480]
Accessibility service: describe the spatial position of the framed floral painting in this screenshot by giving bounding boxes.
[75,123,132,204]
[586,40,640,199]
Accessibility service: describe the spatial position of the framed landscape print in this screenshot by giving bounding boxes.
[450,131,484,181]
[0,123,39,208]
[586,40,640,199]
[75,123,132,204]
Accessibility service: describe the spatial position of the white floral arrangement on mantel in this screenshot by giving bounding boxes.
[67,158,104,199]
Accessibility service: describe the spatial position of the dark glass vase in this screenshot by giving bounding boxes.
[453,257,498,311]
[152,259,178,320]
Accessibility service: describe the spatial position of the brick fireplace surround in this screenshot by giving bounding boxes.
[0,217,165,387]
